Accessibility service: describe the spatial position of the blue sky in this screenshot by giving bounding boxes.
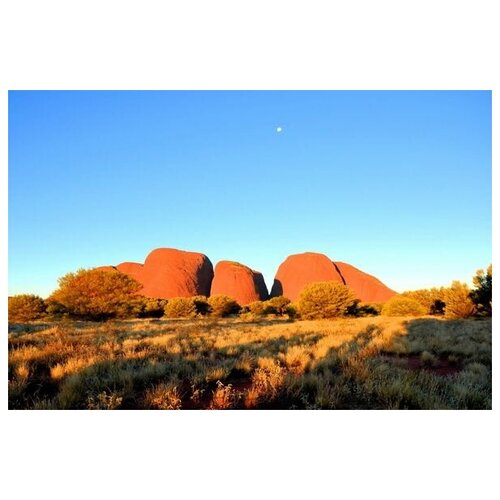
[8,91,491,298]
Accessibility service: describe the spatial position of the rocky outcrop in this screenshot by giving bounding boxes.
[96,247,395,303]
[139,248,213,299]
[116,262,144,285]
[211,261,268,305]
[333,261,396,302]
[270,251,395,302]
[270,252,344,301]
[104,249,213,299]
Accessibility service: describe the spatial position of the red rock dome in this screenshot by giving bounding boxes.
[211,261,268,305]
[139,248,213,299]
[116,262,144,285]
[333,261,396,302]
[270,252,344,301]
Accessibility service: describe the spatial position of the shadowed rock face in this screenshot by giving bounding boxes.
[270,252,344,301]
[211,261,269,305]
[333,261,396,302]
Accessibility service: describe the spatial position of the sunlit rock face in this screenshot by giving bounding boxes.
[116,262,144,286]
[211,260,269,305]
[270,252,344,301]
[270,251,395,303]
[109,249,213,299]
[332,261,396,303]
[139,248,213,299]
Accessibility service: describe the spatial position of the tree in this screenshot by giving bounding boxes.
[381,296,426,317]
[8,294,46,323]
[49,268,142,320]
[442,281,476,319]
[470,265,492,316]
[297,281,357,319]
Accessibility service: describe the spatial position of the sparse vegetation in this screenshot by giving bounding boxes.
[8,315,491,409]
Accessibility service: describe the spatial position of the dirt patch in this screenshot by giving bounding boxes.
[382,353,462,377]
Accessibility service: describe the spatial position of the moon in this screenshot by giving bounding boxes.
[276,127,283,133]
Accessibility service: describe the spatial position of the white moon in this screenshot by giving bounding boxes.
[276,127,283,133]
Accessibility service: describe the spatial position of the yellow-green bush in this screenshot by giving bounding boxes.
[263,296,291,315]
[165,297,197,318]
[381,296,426,317]
[48,268,142,321]
[208,295,241,317]
[297,281,357,319]
[442,281,476,319]
[8,294,46,323]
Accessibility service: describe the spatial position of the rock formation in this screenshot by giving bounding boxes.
[270,251,395,302]
[270,252,344,301]
[116,262,144,285]
[96,247,395,304]
[102,248,213,299]
[211,261,269,305]
[333,261,396,302]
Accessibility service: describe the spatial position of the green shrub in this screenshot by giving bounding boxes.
[443,281,476,319]
[246,301,266,316]
[208,295,241,317]
[381,296,427,317]
[137,297,166,318]
[297,281,357,319]
[347,300,381,317]
[165,297,197,318]
[470,265,492,316]
[400,288,446,315]
[48,268,142,321]
[263,296,291,315]
[192,295,210,316]
[8,294,46,323]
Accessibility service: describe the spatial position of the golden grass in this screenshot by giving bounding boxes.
[8,316,491,410]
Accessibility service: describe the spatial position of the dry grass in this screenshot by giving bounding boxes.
[8,316,491,409]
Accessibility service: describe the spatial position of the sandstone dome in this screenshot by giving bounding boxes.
[211,261,268,305]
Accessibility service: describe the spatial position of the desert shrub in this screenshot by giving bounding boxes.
[470,265,492,316]
[245,301,266,316]
[48,268,142,320]
[8,294,46,323]
[285,302,299,319]
[346,300,381,317]
[165,297,197,318]
[297,281,357,319]
[263,296,291,315]
[443,281,476,319]
[45,300,70,320]
[137,297,167,318]
[208,295,241,317]
[400,288,446,315]
[192,295,210,316]
[381,296,427,317]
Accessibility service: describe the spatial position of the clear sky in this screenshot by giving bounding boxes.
[8,91,491,298]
